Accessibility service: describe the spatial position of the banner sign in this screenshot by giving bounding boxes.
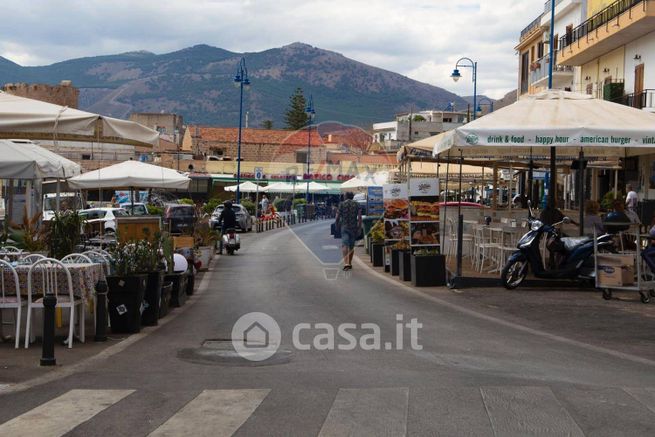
[383,183,409,242]
[408,179,440,249]
[367,186,384,216]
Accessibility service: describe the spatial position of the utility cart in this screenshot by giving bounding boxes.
[594,224,655,304]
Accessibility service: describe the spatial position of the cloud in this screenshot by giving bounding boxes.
[0,0,545,99]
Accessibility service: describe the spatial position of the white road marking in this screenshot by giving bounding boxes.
[481,386,584,436]
[322,245,339,250]
[0,389,134,437]
[318,387,409,437]
[148,389,270,437]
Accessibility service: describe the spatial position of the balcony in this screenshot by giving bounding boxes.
[519,15,544,43]
[529,54,575,89]
[541,0,581,26]
[559,0,655,66]
[612,89,655,111]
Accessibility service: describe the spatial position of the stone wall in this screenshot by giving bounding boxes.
[2,81,79,108]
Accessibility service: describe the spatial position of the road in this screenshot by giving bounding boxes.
[1,220,655,436]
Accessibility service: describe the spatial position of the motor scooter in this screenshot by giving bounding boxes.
[501,202,615,289]
[219,228,241,255]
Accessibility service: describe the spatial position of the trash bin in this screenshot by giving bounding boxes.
[107,274,147,333]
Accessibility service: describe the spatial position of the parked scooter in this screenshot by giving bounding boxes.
[501,202,615,289]
[219,228,241,255]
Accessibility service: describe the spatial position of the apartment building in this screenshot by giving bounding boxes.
[516,0,585,98]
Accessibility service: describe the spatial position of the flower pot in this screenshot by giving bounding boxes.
[165,272,188,307]
[371,243,384,267]
[107,274,147,333]
[399,250,411,282]
[391,249,401,276]
[197,246,213,271]
[160,282,172,318]
[411,254,446,287]
[142,271,164,326]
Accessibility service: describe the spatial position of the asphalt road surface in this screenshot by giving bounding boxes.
[1,220,655,436]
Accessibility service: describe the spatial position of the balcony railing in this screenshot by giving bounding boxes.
[560,0,644,50]
[529,54,574,85]
[520,15,543,40]
[624,89,655,109]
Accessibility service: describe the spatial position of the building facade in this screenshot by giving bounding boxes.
[2,80,79,108]
[372,110,467,151]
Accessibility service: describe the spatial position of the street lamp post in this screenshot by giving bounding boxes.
[449,56,478,284]
[305,95,315,203]
[476,96,494,116]
[451,57,478,121]
[234,57,251,204]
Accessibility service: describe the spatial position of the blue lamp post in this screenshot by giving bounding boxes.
[451,57,477,121]
[476,96,494,116]
[234,57,251,204]
[305,95,315,203]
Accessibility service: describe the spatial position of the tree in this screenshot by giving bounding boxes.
[284,88,309,130]
[261,119,273,130]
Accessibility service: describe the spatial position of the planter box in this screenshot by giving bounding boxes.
[107,274,147,333]
[186,270,195,296]
[371,243,384,267]
[391,249,401,276]
[165,272,188,307]
[142,271,164,326]
[399,250,411,282]
[197,246,213,271]
[411,254,446,287]
[159,282,172,318]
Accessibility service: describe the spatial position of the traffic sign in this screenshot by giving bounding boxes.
[254,167,264,180]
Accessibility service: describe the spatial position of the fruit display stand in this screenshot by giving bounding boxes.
[594,226,655,304]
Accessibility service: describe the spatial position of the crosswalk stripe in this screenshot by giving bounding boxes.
[0,389,134,437]
[148,389,270,437]
[318,388,409,437]
[481,386,584,437]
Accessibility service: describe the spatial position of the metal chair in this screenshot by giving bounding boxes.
[25,258,85,349]
[82,250,111,275]
[0,259,24,348]
[19,254,47,265]
[0,246,22,253]
[61,253,94,265]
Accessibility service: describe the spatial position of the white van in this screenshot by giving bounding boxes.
[42,192,84,220]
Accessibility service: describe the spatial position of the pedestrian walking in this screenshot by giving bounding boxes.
[261,195,269,215]
[626,184,638,212]
[335,192,362,271]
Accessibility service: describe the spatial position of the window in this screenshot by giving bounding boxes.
[554,34,559,51]
[537,42,544,59]
[81,154,91,160]
[296,151,308,164]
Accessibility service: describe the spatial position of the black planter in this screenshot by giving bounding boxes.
[391,249,401,276]
[165,272,188,307]
[411,254,446,287]
[160,282,172,318]
[142,271,164,326]
[399,250,412,282]
[107,274,147,333]
[369,239,373,262]
[384,247,390,273]
[372,243,384,267]
[185,269,195,296]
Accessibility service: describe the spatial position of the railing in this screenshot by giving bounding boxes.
[560,0,644,50]
[623,89,655,109]
[529,53,574,84]
[544,0,565,13]
[520,15,543,40]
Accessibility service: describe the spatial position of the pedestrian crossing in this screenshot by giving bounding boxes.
[1,386,655,436]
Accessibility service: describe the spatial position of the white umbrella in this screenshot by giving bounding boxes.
[263,182,297,193]
[0,139,81,179]
[340,171,389,191]
[432,90,655,160]
[306,181,330,193]
[224,181,263,193]
[68,160,190,190]
[0,91,159,147]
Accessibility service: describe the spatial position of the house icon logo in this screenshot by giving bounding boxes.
[232,312,281,361]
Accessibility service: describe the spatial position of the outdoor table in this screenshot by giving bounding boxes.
[0,251,27,262]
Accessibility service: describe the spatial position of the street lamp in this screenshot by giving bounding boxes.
[451,57,477,120]
[234,57,251,204]
[476,96,494,116]
[305,95,315,203]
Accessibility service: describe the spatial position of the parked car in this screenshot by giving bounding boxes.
[122,202,149,216]
[43,192,84,220]
[210,204,253,232]
[164,204,196,234]
[79,207,128,233]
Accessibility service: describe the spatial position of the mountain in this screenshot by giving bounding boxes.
[0,43,467,128]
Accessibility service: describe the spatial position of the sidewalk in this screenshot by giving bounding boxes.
[0,267,209,389]
[356,246,655,362]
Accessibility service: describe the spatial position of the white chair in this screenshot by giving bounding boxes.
[0,259,24,348]
[25,258,85,349]
[446,218,474,262]
[473,225,497,272]
[1,246,22,253]
[82,250,111,275]
[61,253,94,265]
[20,254,47,265]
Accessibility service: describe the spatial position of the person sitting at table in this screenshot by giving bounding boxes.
[583,200,604,235]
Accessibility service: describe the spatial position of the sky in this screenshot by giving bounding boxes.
[0,0,545,99]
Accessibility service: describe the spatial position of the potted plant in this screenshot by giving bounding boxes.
[411,248,446,287]
[159,234,174,317]
[8,207,48,254]
[391,240,410,276]
[194,218,216,271]
[107,242,148,333]
[46,211,85,258]
[138,238,165,326]
[369,221,385,267]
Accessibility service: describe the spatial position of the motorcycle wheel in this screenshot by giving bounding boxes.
[227,248,234,255]
[501,258,528,290]
[602,289,612,300]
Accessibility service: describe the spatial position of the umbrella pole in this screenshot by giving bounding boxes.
[456,150,464,279]
[56,179,61,212]
[549,147,556,210]
[255,185,260,218]
[578,150,585,237]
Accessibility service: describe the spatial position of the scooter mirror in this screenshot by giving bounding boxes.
[562,216,571,224]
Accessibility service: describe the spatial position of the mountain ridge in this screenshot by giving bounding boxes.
[0,43,469,127]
